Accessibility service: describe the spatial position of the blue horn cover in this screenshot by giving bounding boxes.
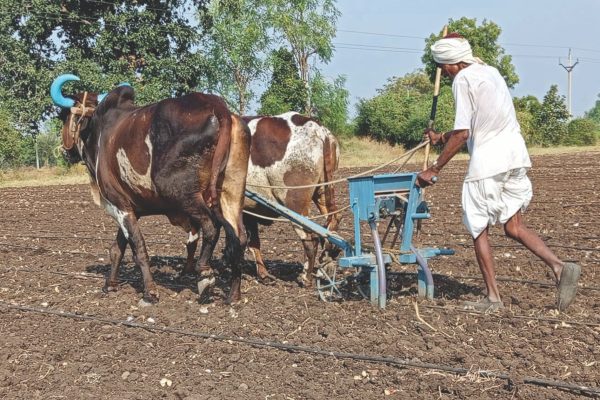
[50,74,80,108]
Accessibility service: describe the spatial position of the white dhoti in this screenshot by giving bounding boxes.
[462,168,533,238]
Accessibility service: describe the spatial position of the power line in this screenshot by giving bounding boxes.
[338,28,600,55]
[4,9,600,65]
[6,7,600,55]
[338,29,426,40]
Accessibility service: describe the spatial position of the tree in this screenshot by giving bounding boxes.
[422,17,519,89]
[259,48,307,115]
[354,70,454,147]
[0,0,210,140]
[267,0,340,114]
[585,93,600,124]
[310,72,349,135]
[0,107,24,169]
[564,118,599,146]
[201,0,270,114]
[513,95,542,145]
[533,85,570,146]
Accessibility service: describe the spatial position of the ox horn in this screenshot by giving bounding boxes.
[50,74,81,108]
[97,82,131,104]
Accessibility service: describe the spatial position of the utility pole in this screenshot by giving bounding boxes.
[559,49,579,117]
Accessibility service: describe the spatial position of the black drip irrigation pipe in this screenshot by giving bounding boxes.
[0,301,598,397]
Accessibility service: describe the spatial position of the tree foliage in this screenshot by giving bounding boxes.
[267,0,340,113]
[0,0,209,137]
[0,107,24,169]
[513,95,542,144]
[258,48,307,115]
[532,85,570,146]
[201,0,270,114]
[354,70,454,147]
[564,118,599,146]
[310,72,350,135]
[422,17,519,89]
[585,93,600,125]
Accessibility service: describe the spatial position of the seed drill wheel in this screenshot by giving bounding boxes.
[315,260,346,302]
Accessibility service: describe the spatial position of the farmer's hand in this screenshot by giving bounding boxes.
[416,167,439,188]
[424,128,443,145]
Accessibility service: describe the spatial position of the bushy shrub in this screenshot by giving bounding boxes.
[563,118,599,146]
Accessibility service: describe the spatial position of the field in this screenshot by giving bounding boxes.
[0,151,598,399]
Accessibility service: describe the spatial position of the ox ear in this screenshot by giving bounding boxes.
[97,82,131,104]
[96,84,135,114]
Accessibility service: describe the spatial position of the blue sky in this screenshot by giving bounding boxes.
[320,0,600,117]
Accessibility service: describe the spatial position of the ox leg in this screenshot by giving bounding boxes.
[183,226,200,275]
[214,203,247,304]
[312,187,341,232]
[295,227,320,288]
[103,228,127,293]
[195,215,220,300]
[197,215,220,272]
[245,217,276,283]
[215,208,245,303]
[122,214,159,303]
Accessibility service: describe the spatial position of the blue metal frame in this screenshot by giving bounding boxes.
[245,171,454,309]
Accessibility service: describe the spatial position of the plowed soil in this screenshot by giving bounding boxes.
[0,152,598,399]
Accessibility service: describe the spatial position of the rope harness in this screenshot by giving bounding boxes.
[244,140,429,222]
[246,140,428,190]
[63,91,95,151]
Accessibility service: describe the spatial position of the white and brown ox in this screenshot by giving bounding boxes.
[184,112,341,285]
[50,74,250,303]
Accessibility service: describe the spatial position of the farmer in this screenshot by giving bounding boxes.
[417,33,581,312]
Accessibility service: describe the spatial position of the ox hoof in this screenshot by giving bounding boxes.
[226,292,242,305]
[141,291,159,305]
[197,277,216,301]
[296,273,314,289]
[182,265,196,276]
[102,282,119,295]
[138,298,154,308]
[258,273,277,285]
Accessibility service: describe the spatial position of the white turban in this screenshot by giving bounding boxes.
[430,37,485,65]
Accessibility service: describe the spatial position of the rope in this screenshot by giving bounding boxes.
[243,204,351,223]
[246,140,429,190]
[1,301,597,396]
[392,144,419,173]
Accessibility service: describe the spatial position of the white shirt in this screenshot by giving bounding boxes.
[453,63,531,182]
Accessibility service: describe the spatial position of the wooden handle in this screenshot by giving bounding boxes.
[423,24,448,171]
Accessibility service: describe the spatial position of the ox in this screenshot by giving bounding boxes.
[50,74,250,304]
[184,112,341,286]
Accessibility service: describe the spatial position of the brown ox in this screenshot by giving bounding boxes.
[51,75,250,303]
[183,112,340,285]
[243,112,341,285]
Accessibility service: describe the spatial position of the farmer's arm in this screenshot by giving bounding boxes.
[417,129,469,187]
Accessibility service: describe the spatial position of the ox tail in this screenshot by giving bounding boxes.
[218,115,250,257]
[214,115,250,302]
[205,111,233,208]
[322,133,341,232]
